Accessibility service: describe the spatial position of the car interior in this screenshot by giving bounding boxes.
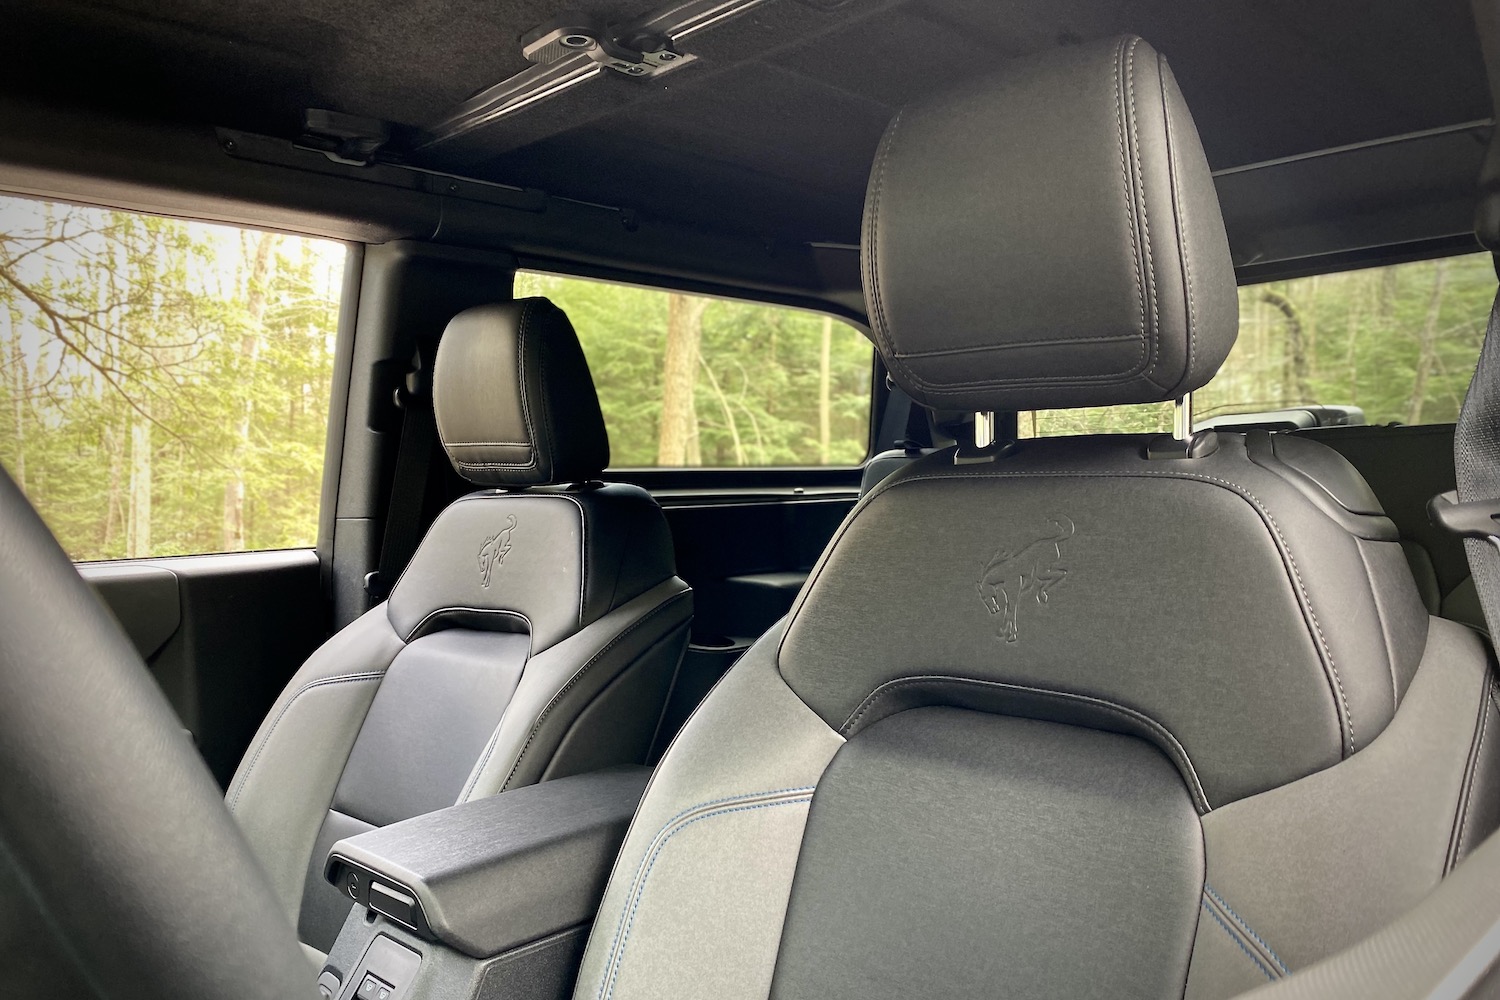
[7,1,1500,998]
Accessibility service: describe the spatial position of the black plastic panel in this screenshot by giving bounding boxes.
[79,548,327,787]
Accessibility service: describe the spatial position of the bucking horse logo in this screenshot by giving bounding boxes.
[976,516,1075,643]
[478,515,518,588]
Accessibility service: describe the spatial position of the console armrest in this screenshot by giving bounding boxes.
[325,766,650,959]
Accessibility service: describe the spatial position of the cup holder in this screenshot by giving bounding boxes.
[690,633,740,651]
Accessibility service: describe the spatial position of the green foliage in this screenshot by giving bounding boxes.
[515,272,874,466]
[0,195,344,561]
[1024,253,1498,437]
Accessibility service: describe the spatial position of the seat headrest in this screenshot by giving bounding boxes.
[433,299,609,487]
[861,35,1239,413]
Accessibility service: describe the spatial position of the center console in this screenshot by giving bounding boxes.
[311,766,651,1000]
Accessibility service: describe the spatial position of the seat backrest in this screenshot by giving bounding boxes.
[227,299,691,955]
[570,37,1500,1000]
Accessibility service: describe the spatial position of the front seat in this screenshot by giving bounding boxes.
[568,37,1500,1000]
[226,298,692,959]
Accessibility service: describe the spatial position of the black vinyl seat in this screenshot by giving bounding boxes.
[226,298,691,959]
[564,37,1500,1000]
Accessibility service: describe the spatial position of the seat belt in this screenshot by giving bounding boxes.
[364,351,437,607]
[1434,1,1500,638]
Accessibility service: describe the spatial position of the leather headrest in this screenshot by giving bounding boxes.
[861,36,1239,413]
[433,299,609,487]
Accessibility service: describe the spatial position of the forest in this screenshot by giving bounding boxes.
[513,271,874,469]
[0,196,345,562]
[1026,252,1498,436]
[1,192,1495,562]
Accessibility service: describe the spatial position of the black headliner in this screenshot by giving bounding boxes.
[1,0,1493,267]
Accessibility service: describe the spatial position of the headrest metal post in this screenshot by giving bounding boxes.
[1173,394,1194,443]
[973,411,996,449]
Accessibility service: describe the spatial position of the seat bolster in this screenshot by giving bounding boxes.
[1184,617,1500,998]
[461,578,692,801]
[572,624,844,1000]
[225,605,406,923]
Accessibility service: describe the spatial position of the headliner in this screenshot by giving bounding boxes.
[0,0,1492,271]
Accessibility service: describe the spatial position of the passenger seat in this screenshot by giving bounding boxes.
[225,298,692,959]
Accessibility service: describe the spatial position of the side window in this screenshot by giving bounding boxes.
[1018,252,1498,436]
[513,271,874,467]
[0,194,347,561]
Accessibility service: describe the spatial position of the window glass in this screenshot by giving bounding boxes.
[514,271,874,467]
[1018,252,1497,437]
[0,194,347,560]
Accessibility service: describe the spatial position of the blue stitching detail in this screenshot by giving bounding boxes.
[599,793,814,1000]
[1201,900,1276,982]
[1205,884,1290,975]
[593,785,817,1000]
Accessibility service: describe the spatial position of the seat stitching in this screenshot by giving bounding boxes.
[1452,677,1495,866]
[841,673,1209,813]
[1112,35,1149,377]
[1160,56,1198,388]
[1201,899,1277,982]
[492,591,692,795]
[1204,884,1289,975]
[590,783,819,1000]
[824,467,1356,756]
[226,670,386,811]
[1123,37,1160,387]
[863,109,904,381]
[599,792,815,1000]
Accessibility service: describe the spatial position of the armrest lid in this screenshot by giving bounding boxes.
[327,766,650,958]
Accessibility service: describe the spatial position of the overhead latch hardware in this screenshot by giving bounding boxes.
[298,109,392,167]
[422,0,769,148]
[521,17,692,78]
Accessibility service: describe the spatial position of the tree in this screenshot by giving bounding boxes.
[658,293,707,465]
[1408,259,1449,425]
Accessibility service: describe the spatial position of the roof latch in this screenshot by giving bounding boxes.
[422,0,769,147]
[298,109,392,167]
[521,17,692,78]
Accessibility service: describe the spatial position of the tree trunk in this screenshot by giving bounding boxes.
[1408,260,1450,425]
[127,415,151,558]
[818,315,833,463]
[1261,287,1312,404]
[658,294,707,465]
[224,233,276,550]
[2,305,23,491]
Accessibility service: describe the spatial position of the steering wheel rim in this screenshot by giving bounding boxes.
[0,467,315,999]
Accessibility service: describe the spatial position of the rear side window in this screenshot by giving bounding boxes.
[1018,252,1497,436]
[0,194,347,561]
[514,271,874,467]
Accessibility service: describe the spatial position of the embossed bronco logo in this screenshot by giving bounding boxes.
[976,516,1075,643]
[478,514,518,588]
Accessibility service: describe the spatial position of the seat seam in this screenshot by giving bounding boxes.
[1160,56,1198,387]
[226,670,387,811]
[1200,899,1277,982]
[863,108,904,381]
[1123,36,1161,389]
[1112,35,1149,383]
[1204,884,1289,975]
[1450,677,1495,869]
[491,591,692,795]
[841,673,1209,813]
[597,790,815,1000]
[827,466,1357,756]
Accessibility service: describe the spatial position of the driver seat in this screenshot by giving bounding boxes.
[568,37,1500,1000]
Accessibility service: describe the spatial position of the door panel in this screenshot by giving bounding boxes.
[80,549,328,788]
[648,488,857,754]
